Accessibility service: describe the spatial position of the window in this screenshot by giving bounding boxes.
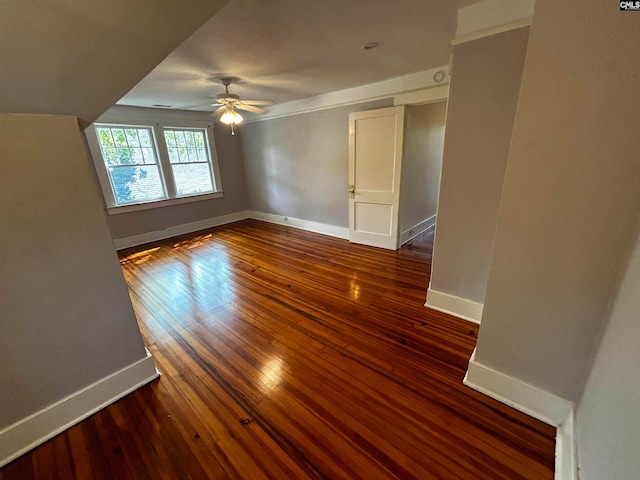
[86,119,223,214]
[95,126,166,205]
[164,128,214,196]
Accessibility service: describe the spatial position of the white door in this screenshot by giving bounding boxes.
[348,106,405,250]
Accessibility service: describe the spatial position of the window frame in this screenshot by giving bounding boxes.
[86,118,223,215]
[163,126,218,198]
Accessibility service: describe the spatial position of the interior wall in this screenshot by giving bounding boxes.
[576,222,640,480]
[0,0,228,124]
[428,27,529,304]
[0,114,147,428]
[87,106,251,240]
[475,0,640,401]
[240,99,392,227]
[399,102,446,234]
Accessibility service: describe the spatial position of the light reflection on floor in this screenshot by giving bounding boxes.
[259,356,284,394]
[349,275,361,300]
[123,235,237,325]
[119,247,160,265]
[172,233,213,251]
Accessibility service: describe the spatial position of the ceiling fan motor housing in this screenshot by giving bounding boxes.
[216,93,240,102]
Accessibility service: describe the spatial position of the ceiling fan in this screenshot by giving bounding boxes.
[211,78,273,134]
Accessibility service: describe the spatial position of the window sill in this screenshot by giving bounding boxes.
[106,191,224,215]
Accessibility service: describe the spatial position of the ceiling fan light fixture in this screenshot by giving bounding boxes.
[220,108,243,125]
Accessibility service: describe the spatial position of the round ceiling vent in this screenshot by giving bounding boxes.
[433,70,446,83]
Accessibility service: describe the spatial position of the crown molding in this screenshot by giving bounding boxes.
[244,66,449,123]
[452,18,532,46]
[456,0,534,38]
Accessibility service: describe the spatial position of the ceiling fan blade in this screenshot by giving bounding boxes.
[215,105,227,114]
[240,100,274,106]
[168,101,226,110]
[174,104,210,110]
[236,104,267,114]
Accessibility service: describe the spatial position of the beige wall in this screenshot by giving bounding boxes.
[0,0,228,124]
[88,106,251,240]
[576,222,640,480]
[429,27,529,304]
[476,0,640,401]
[240,99,392,227]
[0,114,147,428]
[399,102,446,233]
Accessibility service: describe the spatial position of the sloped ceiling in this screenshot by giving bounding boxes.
[0,0,229,124]
[119,0,477,110]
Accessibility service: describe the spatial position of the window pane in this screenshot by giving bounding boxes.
[116,147,143,165]
[109,165,165,204]
[185,131,196,147]
[164,130,176,147]
[163,129,209,164]
[167,147,179,163]
[103,147,118,166]
[176,131,187,148]
[177,147,187,163]
[97,128,114,147]
[97,126,155,166]
[171,163,213,196]
[117,148,133,165]
[131,148,144,164]
[112,129,127,147]
[138,129,152,147]
[142,147,156,164]
[125,129,140,147]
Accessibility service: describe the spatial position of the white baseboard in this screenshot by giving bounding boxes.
[113,210,347,250]
[425,288,484,324]
[400,215,436,245]
[0,349,159,467]
[250,211,349,240]
[555,408,578,480]
[463,348,573,427]
[113,210,252,250]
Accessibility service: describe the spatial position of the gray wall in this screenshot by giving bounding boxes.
[399,102,446,233]
[0,0,227,124]
[240,99,392,227]
[576,223,640,480]
[0,114,147,428]
[476,0,640,401]
[88,106,251,240]
[429,27,529,304]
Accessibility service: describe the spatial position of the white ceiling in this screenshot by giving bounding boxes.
[119,0,477,111]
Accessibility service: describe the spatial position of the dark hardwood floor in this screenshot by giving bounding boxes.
[0,219,555,479]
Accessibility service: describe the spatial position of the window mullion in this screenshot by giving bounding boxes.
[154,124,177,199]
[206,124,223,192]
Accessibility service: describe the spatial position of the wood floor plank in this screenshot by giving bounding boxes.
[0,219,555,479]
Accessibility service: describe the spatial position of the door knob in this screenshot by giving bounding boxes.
[348,184,355,199]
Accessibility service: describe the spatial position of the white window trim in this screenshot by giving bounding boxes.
[85,117,224,215]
